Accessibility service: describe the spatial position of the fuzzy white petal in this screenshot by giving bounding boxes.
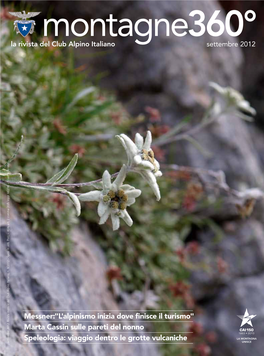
[238,101,256,115]
[79,190,101,202]
[116,135,132,166]
[126,189,141,199]
[120,134,138,156]
[102,170,111,191]
[99,210,110,225]
[143,131,152,150]
[155,170,162,178]
[116,135,126,150]
[152,183,161,201]
[154,159,160,170]
[111,214,120,231]
[97,201,108,217]
[126,198,136,206]
[141,170,156,184]
[237,188,264,200]
[133,155,143,165]
[121,184,135,191]
[113,164,127,189]
[140,171,161,201]
[135,133,144,149]
[209,82,225,95]
[121,210,133,227]
[67,192,81,216]
[138,160,155,170]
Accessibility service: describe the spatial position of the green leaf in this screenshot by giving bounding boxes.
[46,154,78,185]
[153,115,192,145]
[0,169,22,182]
[184,135,211,157]
[179,224,191,240]
[11,183,81,216]
[0,135,24,170]
[66,87,95,111]
[14,185,64,193]
[74,100,113,126]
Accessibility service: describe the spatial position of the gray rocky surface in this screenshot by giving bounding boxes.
[196,273,264,356]
[0,201,160,356]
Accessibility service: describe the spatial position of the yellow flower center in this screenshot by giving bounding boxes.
[142,149,158,173]
[104,189,128,210]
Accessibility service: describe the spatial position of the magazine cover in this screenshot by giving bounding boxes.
[1,1,263,355]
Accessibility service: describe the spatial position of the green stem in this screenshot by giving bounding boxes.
[0,171,120,194]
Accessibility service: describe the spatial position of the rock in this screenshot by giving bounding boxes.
[196,274,264,356]
[189,217,264,356]
[78,1,242,123]
[190,219,264,300]
[0,200,160,356]
[221,0,264,128]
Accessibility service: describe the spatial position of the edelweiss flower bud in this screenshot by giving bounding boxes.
[78,165,141,231]
[116,131,162,201]
[210,82,256,118]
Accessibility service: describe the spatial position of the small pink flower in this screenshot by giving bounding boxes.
[217,257,229,274]
[186,241,201,255]
[51,194,66,210]
[194,343,211,356]
[175,248,186,264]
[145,106,161,122]
[106,266,123,281]
[183,195,196,212]
[169,281,189,298]
[205,331,217,344]
[189,322,203,337]
[70,145,85,157]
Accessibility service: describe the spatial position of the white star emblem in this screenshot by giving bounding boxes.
[22,25,27,31]
[237,309,256,327]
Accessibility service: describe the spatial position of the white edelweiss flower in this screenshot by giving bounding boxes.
[236,188,264,201]
[116,131,162,201]
[78,165,141,231]
[209,82,256,117]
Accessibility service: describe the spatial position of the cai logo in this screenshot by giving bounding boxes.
[9,11,40,37]
[236,308,257,344]
[237,309,256,328]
